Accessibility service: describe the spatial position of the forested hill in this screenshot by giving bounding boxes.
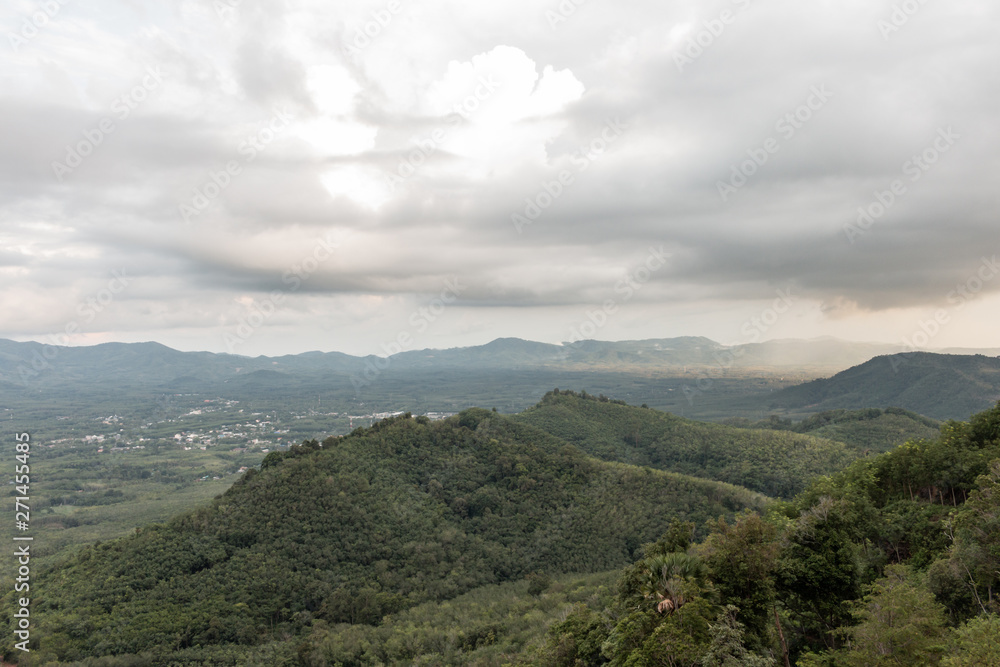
[2,410,765,664]
[754,352,1000,420]
[513,390,874,498]
[725,406,941,452]
[527,401,1000,666]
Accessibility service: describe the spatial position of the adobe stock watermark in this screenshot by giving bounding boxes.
[890,255,999,372]
[350,277,465,392]
[51,66,164,181]
[716,85,833,202]
[342,0,407,62]
[511,117,628,234]
[8,0,71,52]
[383,75,501,193]
[16,269,132,382]
[545,0,590,30]
[179,107,294,222]
[843,126,959,244]
[674,0,755,72]
[223,234,342,353]
[566,246,671,345]
[683,286,795,405]
[878,0,930,40]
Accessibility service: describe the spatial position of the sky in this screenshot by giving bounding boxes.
[1,0,999,358]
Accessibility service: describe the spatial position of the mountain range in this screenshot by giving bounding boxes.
[2,336,999,421]
[4,335,1000,384]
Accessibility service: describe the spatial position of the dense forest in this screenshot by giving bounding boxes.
[723,406,940,451]
[1,409,765,664]
[514,391,934,497]
[3,398,998,665]
[528,402,1000,666]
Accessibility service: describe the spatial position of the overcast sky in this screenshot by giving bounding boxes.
[2,0,998,357]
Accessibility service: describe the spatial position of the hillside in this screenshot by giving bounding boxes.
[19,402,995,666]
[725,407,941,452]
[528,402,1000,666]
[2,410,766,663]
[513,390,862,498]
[754,352,1000,421]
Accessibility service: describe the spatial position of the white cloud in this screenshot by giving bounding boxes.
[1,0,999,355]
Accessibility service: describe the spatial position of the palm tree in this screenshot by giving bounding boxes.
[639,552,706,614]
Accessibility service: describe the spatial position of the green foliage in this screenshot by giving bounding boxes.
[775,497,864,652]
[836,564,949,666]
[298,571,614,666]
[8,396,1000,665]
[1,411,764,662]
[637,552,708,615]
[733,407,941,452]
[516,391,862,497]
[602,596,717,667]
[699,605,777,667]
[699,513,779,645]
[527,572,553,597]
[942,614,1000,666]
[949,460,1000,613]
[537,603,609,666]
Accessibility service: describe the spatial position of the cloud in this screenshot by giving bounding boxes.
[1,0,999,355]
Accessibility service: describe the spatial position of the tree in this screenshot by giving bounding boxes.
[526,571,552,597]
[538,603,609,667]
[839,564,948,666]
[777,497,862,651]
[699,605,777,667]
[949,460,1000,613]
[942,614,1000,666]
[639,552,707,614]
[700,513,779,646]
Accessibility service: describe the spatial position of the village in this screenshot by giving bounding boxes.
[48,396,458,459]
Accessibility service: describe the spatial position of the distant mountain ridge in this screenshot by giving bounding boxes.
[752,352,1000,421]
[4,335,999,388]
[3,336,999,422]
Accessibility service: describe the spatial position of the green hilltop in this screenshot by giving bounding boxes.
[512,390,936,498]
[5,382,999,666]
[2,409,766,664]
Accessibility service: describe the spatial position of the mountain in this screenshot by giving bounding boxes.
[753,352,1000,421]
[514,390,867,498]
[5,335,998,391]
[4,337,998,425]
[724,407,941,451]
[5,410,766,663]
[10,399,1000,665]
[529,402,1000,667]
